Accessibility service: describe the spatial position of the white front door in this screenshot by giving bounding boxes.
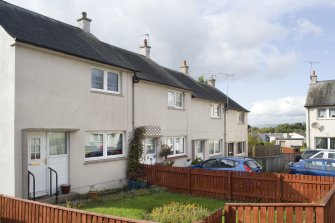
[27,132,69,197]
[142,137,156,165]
[194,140,204,160]
[28,132,47,197]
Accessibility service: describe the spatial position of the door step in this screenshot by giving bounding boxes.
[35,192,80,204]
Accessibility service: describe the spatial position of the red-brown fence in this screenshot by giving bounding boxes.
[224,185,335,223]
[143,165,335,203]
[0,194,154,223]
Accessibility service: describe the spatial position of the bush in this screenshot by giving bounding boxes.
[148,202,210,223]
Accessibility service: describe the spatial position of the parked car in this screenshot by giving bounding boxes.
[190,157,262,172]
[309,150,335,159]
[294,149,327,162]
[289,158,335,176]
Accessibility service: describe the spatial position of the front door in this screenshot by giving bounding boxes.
[194,140,204,160]
[28,132,47,197]
[142,137,156,164]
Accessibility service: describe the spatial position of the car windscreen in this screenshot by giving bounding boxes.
[245,160,260,168]
[302,150,320,159]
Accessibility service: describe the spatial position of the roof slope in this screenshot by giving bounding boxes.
[305,80,335,107]
[0,0,248,111]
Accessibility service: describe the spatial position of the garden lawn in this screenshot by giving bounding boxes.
[80,189,225,220]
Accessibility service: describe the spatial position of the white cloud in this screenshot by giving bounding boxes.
[295,18,322,39]
[249,96,306,125]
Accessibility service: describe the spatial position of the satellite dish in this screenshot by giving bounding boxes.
[311,122,320,129]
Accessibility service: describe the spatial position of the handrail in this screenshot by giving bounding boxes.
[28,171,36,201]
[48,167,59,203]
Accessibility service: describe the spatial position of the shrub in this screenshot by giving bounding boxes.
[127,127,145,180]
[191,157,203,165]
[148,202,210,223]
[159,144,172,160]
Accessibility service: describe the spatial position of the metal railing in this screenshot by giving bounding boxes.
[48,167,59,203]
[28,171,36,200]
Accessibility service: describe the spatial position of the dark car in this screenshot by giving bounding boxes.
[191,157,262,172]
[289,158,335,176]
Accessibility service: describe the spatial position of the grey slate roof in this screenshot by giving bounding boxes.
[0,0,248,112]
[305,80,335,108]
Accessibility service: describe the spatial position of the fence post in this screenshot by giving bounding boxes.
[228,172,232,201]
[276,174,282,202]
[153,164,156,185]
[188,168,191,195]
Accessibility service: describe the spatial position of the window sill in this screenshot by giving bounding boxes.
[90,89,123,96]
[210,117,221,119]
[166,154,188,161]
[84,156,126,165]
[167,106,185,111]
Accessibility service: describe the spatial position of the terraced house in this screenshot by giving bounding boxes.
[0,1,248,199]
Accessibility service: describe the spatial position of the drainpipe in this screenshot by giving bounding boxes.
[132,72,139,131]
[307,108,310,149]
[224,103,227,156]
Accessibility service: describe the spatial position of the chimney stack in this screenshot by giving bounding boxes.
[140,39,151,59]
[207,77,216,87]
[180,60,189,75]
[310,70,317,84]
[77,12,92,33]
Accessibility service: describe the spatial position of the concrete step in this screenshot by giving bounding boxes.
[36,192,80,204]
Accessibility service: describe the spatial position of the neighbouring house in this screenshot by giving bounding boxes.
[258,133,305,149]
[0,1,248,199]
[305,70,335,149]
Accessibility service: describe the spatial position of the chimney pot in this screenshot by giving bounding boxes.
[207,77,216,87]
[180,60,189,75]
[77,12,92,33]
[140,39,151,59]
[310,70,317,84]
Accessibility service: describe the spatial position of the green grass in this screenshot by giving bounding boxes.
[80,189,225,220]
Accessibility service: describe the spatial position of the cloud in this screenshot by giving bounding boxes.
[249,96,306,125]
[295,18,322,39]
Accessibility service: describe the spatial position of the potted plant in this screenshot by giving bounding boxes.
[126,127,146,190]
[159,144,172,160]
[60,184,71,194]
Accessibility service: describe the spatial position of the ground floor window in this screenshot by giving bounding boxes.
[228,143,234,156]
[315,137,335,150]
[165,137,185,156]
[85,132,124,159]
[237,141,246,154]
[209,140,221,155]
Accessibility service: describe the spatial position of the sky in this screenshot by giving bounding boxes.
[6,0,335,126]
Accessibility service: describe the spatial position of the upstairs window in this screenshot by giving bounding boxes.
[211,104,221,118]
[318,109,327,119]
[91,68,121,94]
[168,90,184,109]
[317,108,335,119]
[239,112,245,124]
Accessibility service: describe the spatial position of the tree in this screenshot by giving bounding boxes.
[198,75,205,84]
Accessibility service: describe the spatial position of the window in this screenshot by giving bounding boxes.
[211,104,221,118]
[228,143,234,156]
[166,137,185,156]
[305,161,323,170]
[91,68,121,94]
[49,133,67,155]
[85,132,124,159]
[144,137,155,154]
[239,112,245,124]
[209,140,221,155]
[30,138,41,160]
[168,90,184,109]
[237,142,246,154]
[317,108,335,119]
[315,137,335,150]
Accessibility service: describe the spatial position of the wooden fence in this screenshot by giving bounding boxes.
[0,194,154,223]
[224,185,335,223]
[248,145,281,157]
[0,193,221,223]
[143,165,335,203]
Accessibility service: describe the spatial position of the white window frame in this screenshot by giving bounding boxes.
[168,90,184,109]
[85,131,125,161]
[209,140,221,156]
[237,141,246,154]
[315,137,335,150]
[317,108,335,119]
[91,68,121,94]
[211,104,221,118]
[165,137,186,156]
[239,112,245,124]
